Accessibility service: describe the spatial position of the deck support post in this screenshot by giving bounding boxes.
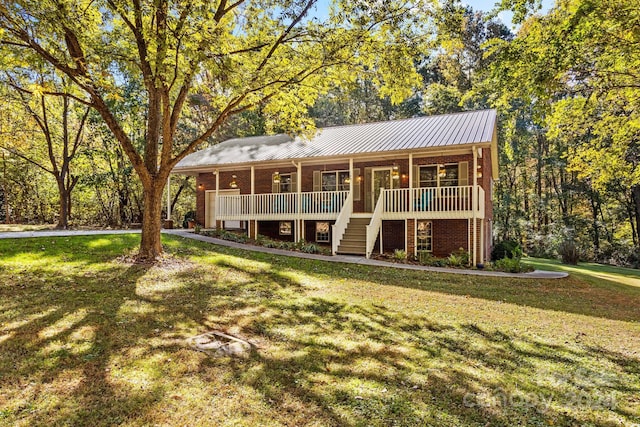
[250,166,255,237]
[214,169,220,229]
[296,162,302,242]
[472,147,478,266]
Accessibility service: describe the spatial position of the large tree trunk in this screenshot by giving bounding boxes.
[56,180,70,229]
[632,185,640,249]
[138,181,165,260]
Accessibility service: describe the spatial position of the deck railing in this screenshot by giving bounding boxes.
[216,190,350,220]
[365,189,385,258]
[380,185,484,218]
[331,191,353,255]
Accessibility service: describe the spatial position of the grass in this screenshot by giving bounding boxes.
[0,234,639,426]
[524,257,640,291]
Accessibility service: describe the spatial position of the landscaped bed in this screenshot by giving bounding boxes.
[0,234,639,426]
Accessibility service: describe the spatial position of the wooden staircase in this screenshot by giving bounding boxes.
[336,217,369,255]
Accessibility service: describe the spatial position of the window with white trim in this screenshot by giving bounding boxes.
[416,220,433,252]
[321,170,350,191]
[419,164,459,187]
[279,173,293,193]
[316,222,330,242]
[279,221,292,235]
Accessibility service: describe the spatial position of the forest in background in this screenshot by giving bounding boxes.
[0,0,638,267]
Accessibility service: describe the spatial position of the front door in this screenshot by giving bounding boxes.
[370,168,392,211]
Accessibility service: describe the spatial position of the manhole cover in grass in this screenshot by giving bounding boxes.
[187,331,255,357]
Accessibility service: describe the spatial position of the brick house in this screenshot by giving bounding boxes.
[171,109,498,264]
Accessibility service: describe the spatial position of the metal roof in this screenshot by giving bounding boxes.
[174,109,496,171]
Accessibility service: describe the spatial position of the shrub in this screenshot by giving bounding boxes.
[451,247,469,265]
[558,240,579,265]
[417,251,431,265]
[494,257,525,273]
[417,252,447,267]
[300,243,320,254]
[447,253,464,267]
[491,239,522,261]
[393,249,407,261]
[193,224,202,234]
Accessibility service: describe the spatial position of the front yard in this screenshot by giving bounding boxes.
[0,234,639,426]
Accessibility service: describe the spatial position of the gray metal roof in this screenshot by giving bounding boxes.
[174,109,496,171]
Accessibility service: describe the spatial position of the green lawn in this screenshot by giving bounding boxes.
[0,235,639,426]
[524,257,640,291]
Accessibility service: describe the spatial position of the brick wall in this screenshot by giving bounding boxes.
[433,219,468,257]
[257,220,295,241]
[382,220,405,252]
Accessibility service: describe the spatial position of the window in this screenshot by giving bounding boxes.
[321,171,350,191]
[419,164,459,187]
[416,220,432,252]
[279,221,292,235]
[279,173,293,193]
[316,222,330,242]
[419,166,438,187]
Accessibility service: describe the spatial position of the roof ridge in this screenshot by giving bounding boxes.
[313,108,495,132]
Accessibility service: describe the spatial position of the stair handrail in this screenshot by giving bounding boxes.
[365,188,386,258]
[331,190,353,255]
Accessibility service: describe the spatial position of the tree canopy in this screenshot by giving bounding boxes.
[0,0,432,259]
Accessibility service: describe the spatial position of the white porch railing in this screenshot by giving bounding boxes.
[331,191,353,255]
[380,186,484,219]
[365,189,385,258]
[216,190,350,221]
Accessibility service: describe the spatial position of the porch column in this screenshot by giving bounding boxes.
[297,162,302,242]
[408,153,413,213]
[472,146,478,266]
[250,166,255,237]
[349,157,354,200]
[480,218,485,264]
[215,169,220,229]
[166,176,171,220]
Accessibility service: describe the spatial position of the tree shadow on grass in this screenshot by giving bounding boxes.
[0,258,175,426]
[2,237,639,426]
[195,239,640,323]
[219,295,639,426]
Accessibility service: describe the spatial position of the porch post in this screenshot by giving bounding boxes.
[472,146,478,266]
[349,157,354,201]
[250,166,255,237]
[215,169,220,229]
[480,218,485,264]
[297,162,302,242]
[408,153,413,213]
[166,176,171,220]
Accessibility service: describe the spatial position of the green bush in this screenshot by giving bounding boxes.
[300,243,320,254]
[494,257,525,273]
[558,239,579,265]
[393,249,407,261]
[447,253,464,267]
[491,239,522,261]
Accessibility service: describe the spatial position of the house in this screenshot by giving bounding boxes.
[171,109,498,264]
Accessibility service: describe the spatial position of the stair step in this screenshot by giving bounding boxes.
[338,243,366,251]
[348,219,370,225]
[337,248,366,255]
[340,240,367,248]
